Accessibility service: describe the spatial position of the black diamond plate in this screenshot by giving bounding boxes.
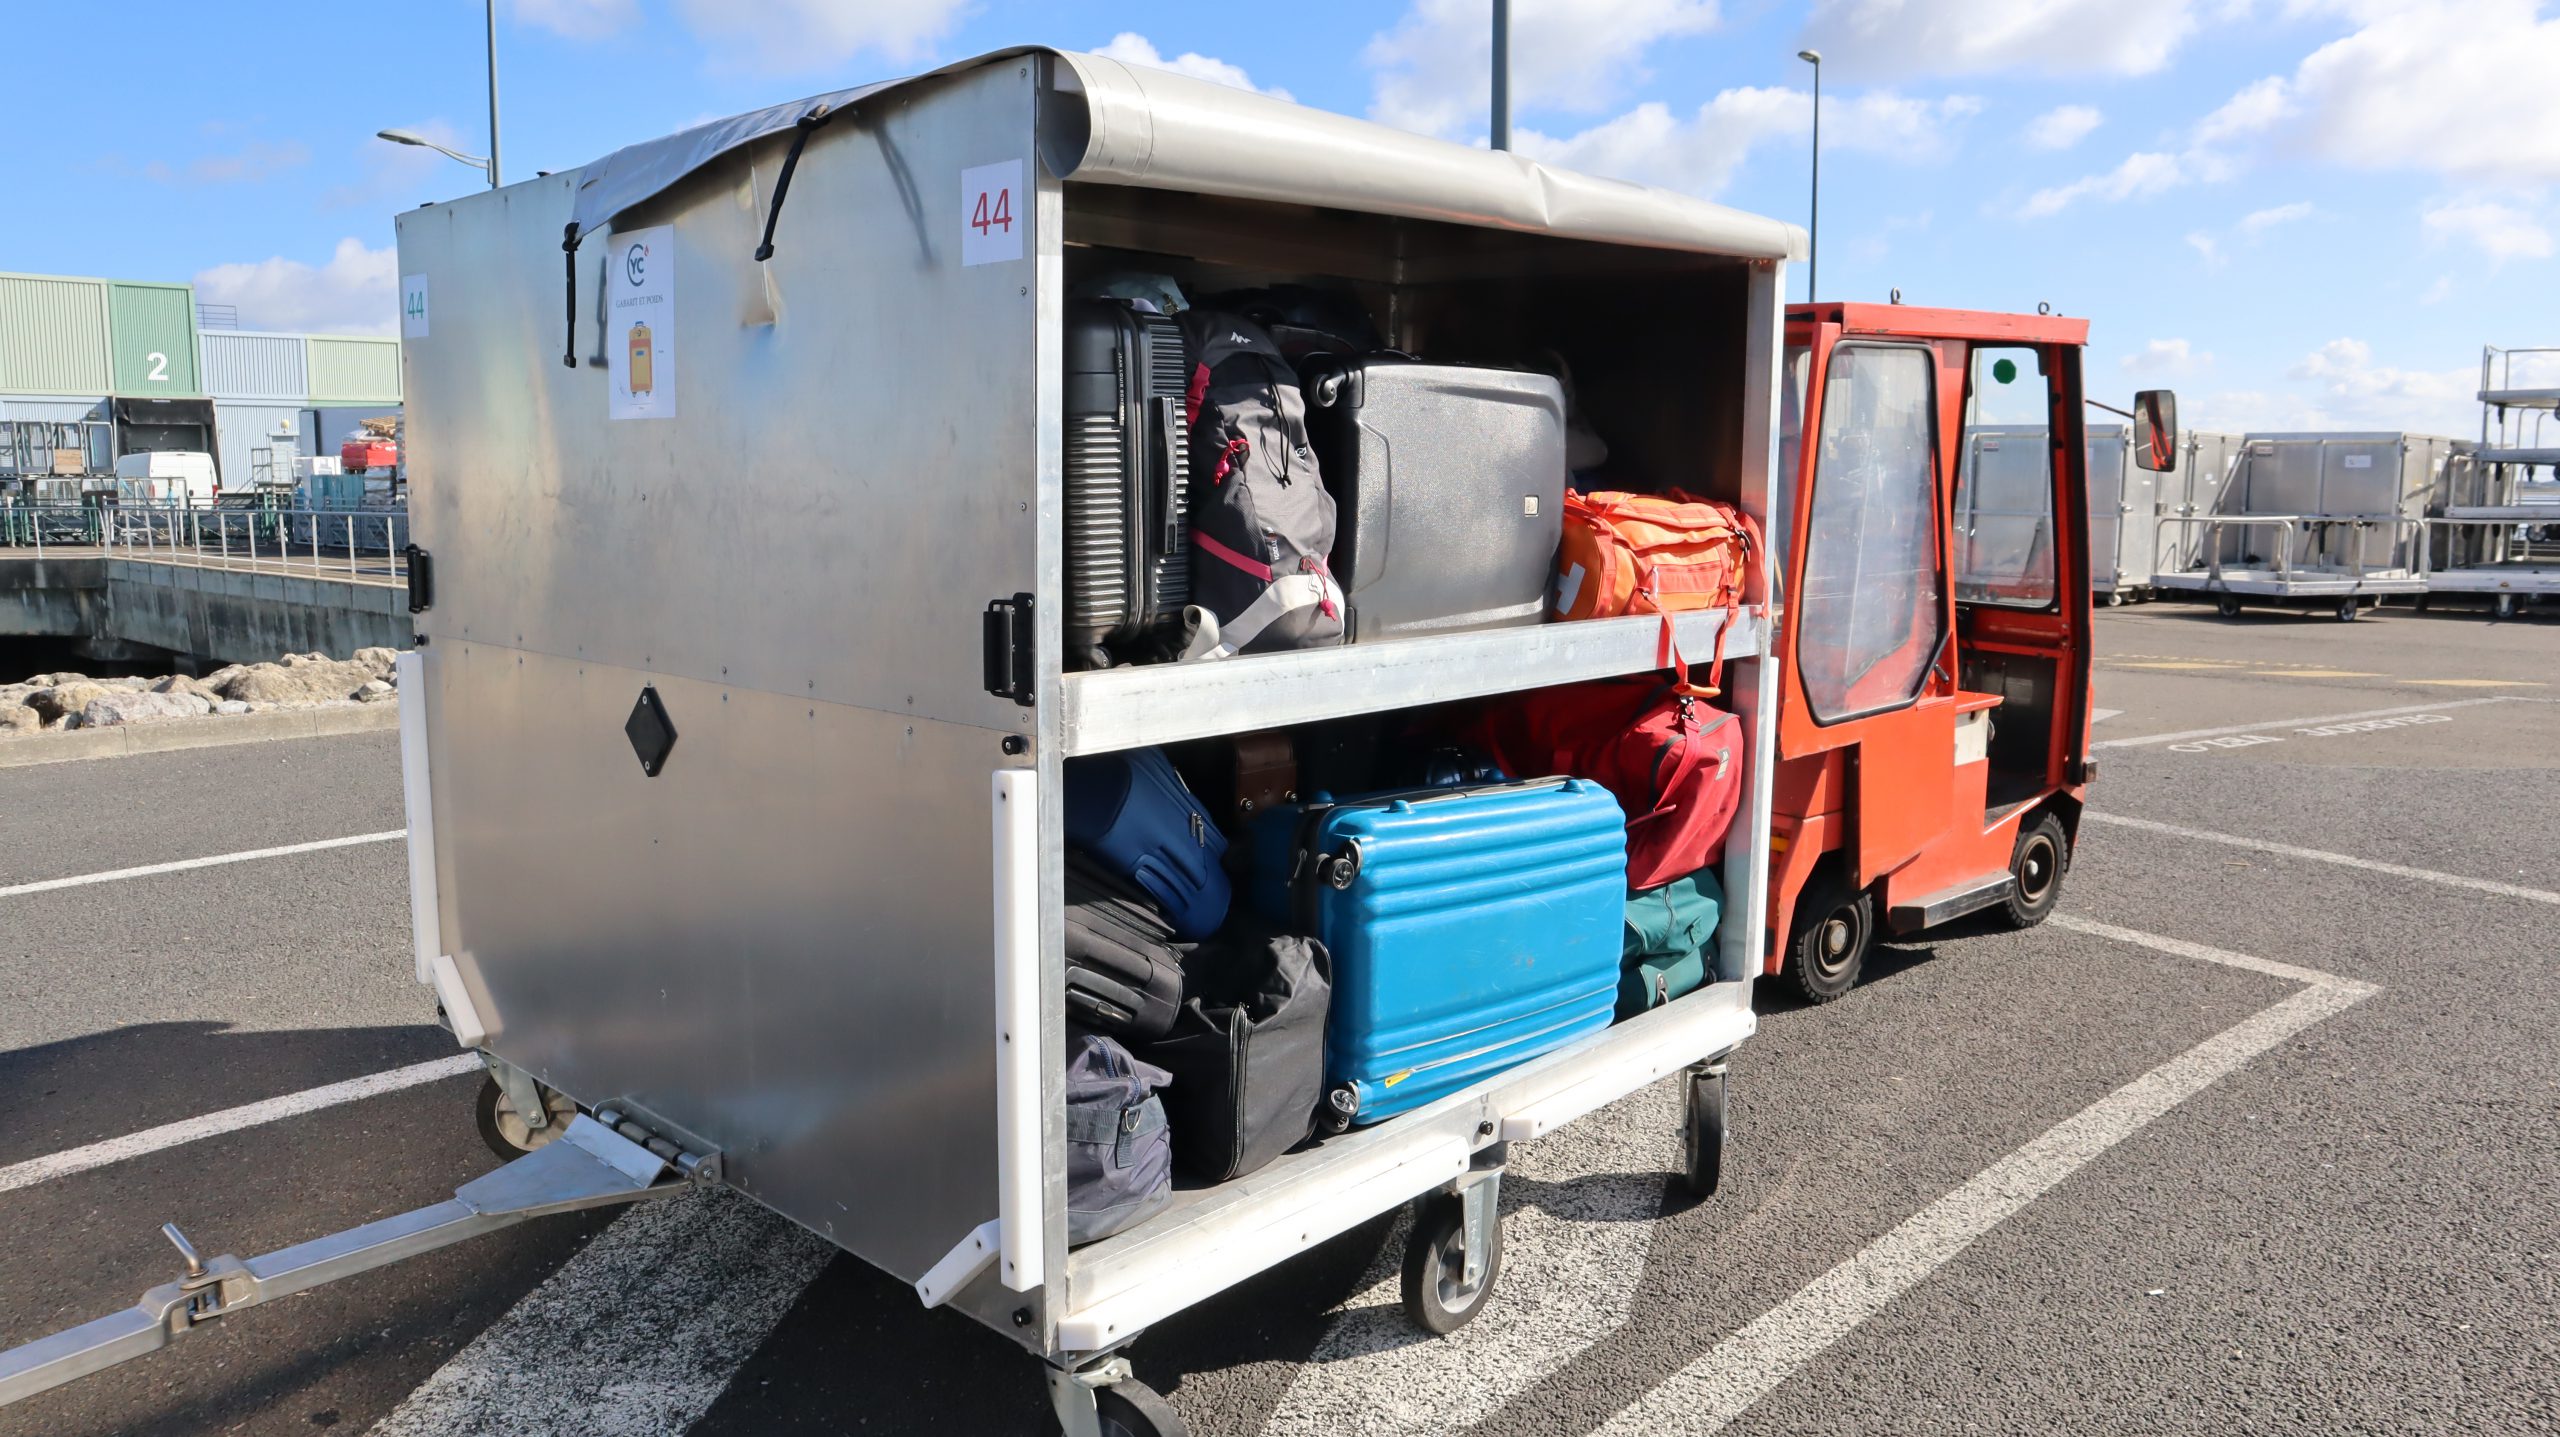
[625,685,677,777]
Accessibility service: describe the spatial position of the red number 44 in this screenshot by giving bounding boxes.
[971,186,1013,235]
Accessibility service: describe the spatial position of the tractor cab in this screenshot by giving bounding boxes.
[1766,301,2175,1000]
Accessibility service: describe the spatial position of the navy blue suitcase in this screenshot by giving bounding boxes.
[1065,748,1231,942]
[1248,777,1626,1127]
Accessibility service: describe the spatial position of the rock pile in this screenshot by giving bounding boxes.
[0,647,406,736]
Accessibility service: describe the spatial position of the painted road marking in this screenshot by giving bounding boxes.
[2405,677,2547,687]
[2083,812,2560,907]
[372,1186,832,1437]
[0,1055,479,1195]
[1588,919,2376,1436]
[2109,660,2244,670]
[2293,713,2450,737]
[2091,696,2520,749]
[2090,708,2124,725]
[0,830,407,899]
[2252,669,2383,678]
[1262,1080,1680,1434]
[2165,733,2282,754]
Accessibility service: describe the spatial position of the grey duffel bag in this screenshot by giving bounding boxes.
[1065,1027,1175,1246]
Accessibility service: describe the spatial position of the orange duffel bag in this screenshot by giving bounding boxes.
[1554,489,1759,692]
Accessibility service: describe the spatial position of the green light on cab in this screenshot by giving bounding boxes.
[1992,358,2018,385]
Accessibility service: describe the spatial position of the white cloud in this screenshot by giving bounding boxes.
[1092,33,1292,102]
[508,0,636,39]
[1517,87,1979,196]
[1803,0,2208,79]
[1366,0,1720,138]
[2122,338,2209,374]
[2420,273,2454,304]
[2205,0,2560,184]
[2018,151,2186,218]
[2024,104,2101,151]
[2237,200,2313,234]
[672,0,971,75]
[2284,336,2480,434]
[2421,199,2554,262]
[2185,231,2222,268]
[194,238,399,336]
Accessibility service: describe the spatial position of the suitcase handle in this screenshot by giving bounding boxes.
[1381,775,1577,810]
[1151,396,1186,554]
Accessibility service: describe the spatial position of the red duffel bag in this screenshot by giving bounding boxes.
[1459,678,1742,890]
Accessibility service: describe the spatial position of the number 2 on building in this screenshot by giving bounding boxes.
[971,186,1012,235]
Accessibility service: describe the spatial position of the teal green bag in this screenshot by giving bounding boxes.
[1618,870,1723,1019]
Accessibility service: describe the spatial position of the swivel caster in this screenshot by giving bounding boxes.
[2336,598,2361,622]
[1403,1166,1504,1335]
[2216,594,2242,619]
[1047,1359,1190,1437]
[475,1072,577,1159]
[1680,1063,1729,1199]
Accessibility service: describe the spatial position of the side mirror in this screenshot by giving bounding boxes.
[2132,389,2178,472]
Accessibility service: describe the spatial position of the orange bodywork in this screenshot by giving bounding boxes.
[1763,303,2096,972]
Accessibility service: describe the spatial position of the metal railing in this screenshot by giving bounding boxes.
[0,500,409,589]
[2151,514,2427,588]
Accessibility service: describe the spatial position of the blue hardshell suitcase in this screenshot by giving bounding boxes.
[1249,777,1627,1127]
[1065,747,1231,942]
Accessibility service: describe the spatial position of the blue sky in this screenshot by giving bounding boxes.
[19,0,2558,434]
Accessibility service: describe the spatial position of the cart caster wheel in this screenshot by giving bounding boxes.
[2105,591,2124,607]
[1991,811,2069,931]
[1092,1380,1190,1437]
[475,1073,577,1160]
[2412,594,2431,614]
[2216,594,2242,618]
[2336,598,2361,622]
[2495,594,2516,619]
[1680,1066,1728,1199]
[1402,1191,1503,1335]
[1782,872,1872,1004]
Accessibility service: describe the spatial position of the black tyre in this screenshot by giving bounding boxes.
[1095,1380,1190,1437]
[1992,811,2069,930]
[1680,1067,1728,1199]
[2217,594,2241,618]
[2336,597,2361,622]
[474,1073,578,1160]
[1782,872,1872,1004]
[1401,1191,1502,1335]
[2496,594,2517,619]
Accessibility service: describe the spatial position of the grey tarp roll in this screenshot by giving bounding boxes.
[564,47,1803,263]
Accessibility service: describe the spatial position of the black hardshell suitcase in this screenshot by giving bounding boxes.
[1064,299,1192,668]
[1300,357,1569,641]
[1063,853,1186,1041]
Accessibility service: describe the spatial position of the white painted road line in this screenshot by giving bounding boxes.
[1263,1080,1680,1435]
[2089,696,2518,750]
[2083,812,2560,907]
[1588,922,2377,1437]
[371,1187,833,1437]
[0,1054,479,1196]
[0,829,408,899]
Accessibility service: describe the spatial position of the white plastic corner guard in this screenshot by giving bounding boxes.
[992,769,1046,1292]
[430,954,488,1048]
[396,651,442,987]
[915,1218,1003,1309]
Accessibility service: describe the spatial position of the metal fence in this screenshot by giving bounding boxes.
[0,500,409,588]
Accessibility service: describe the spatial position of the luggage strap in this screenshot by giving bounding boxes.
[1185,535,1344,659]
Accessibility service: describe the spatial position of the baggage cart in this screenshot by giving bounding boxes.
[2152,432,2444,620]
[2082,423,2157,604]
[2421,345,2560,616]
[0,48,1790,1436]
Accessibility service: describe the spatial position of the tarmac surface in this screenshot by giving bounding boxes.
[2,599,2555,1436]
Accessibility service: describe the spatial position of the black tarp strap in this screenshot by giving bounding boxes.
[755,104,837,263]
[561,222,582,368]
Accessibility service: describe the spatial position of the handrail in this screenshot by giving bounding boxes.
[2150,513,2426,588]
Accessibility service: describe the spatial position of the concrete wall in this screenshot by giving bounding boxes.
[0,556,410,663]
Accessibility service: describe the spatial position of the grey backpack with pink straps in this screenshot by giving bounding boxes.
[1177,310,1345,658]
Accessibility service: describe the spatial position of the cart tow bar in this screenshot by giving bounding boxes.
[0,1114,690,1408]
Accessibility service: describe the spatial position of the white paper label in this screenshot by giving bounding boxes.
[961,160,1024,267]
[608,227,674,421]
[2341,454,2373,469]
[400,274,430,339]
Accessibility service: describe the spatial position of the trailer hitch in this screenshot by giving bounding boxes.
[0,1115,688,1409]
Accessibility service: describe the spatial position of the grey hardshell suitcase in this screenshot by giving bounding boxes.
[1300,357,1568,640]
[1064,299,1192,668]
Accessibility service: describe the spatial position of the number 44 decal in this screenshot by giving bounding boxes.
[970,186,1012,236]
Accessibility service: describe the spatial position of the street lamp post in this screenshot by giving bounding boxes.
[1490,0,1512,151]
[485,0,502,189]
[1798,49,1820,303]
[375,128,494,183]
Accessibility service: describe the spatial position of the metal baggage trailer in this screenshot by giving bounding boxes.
[2422,345,2560,616]
[0,49,1790,1436]
[2152,432,2443,620]
[2081,423,2155,603]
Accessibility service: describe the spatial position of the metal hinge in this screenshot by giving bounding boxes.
[591,1106,724,1185]
[982,593,1036,706]
[404,544,434,614]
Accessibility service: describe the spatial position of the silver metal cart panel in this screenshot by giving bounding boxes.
[1955,424,2058,606]
[398,61,1054,1336]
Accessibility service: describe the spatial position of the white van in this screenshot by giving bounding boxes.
[108,450,218,504]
